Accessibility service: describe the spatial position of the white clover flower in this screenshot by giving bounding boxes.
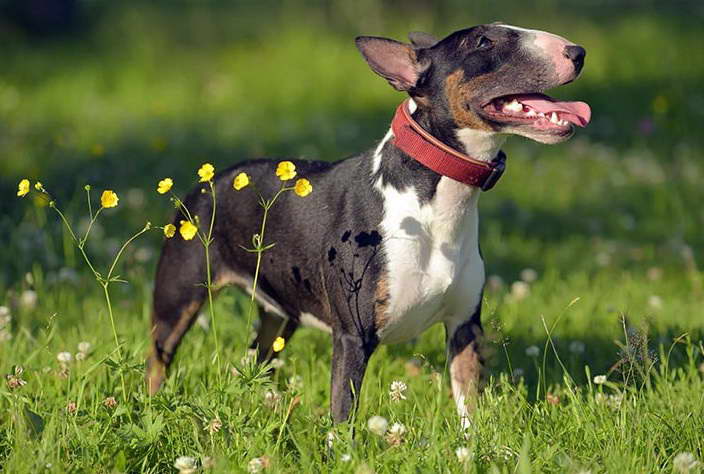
[569,340,586,354]
[389,380,407,401]
[326,430,337,449]
[525,346,540,357]
[340,453,352,462]
[593,375,607,385]
[0,306,10,327]
[673,452,700,473]
[75,352,86,361]
[174,456,198,474]
[367,415,388,436]
[247,456,269,473]
[77,341,92,353]
[486,275,504,292]
[270,358,285,369]
[455,446,471,463]
[57,352,73,364]
[205,416,222,434]
[520,268,538,283]
[264,389,282,408]
[512,368,525,381]
[196,313,210,331]
[385,422,406,446]
[648,295,663,310]
[240,348,257,365]
[20,290,38,310]
[510,281,530,300]
[287,375,303,391]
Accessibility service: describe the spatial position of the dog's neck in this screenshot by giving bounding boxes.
[409,99,506,164]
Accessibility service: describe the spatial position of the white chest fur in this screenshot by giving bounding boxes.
[376,175,485,344]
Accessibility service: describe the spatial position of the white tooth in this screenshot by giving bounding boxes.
[504,99,523,113]
[559,119,568,126]
[526,109,537,117]
[550,112,559,124]
[538,112,545,117]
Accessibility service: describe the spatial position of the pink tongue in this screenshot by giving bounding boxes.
[517,95,591,127]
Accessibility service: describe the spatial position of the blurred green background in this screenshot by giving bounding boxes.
[1,0,703,330]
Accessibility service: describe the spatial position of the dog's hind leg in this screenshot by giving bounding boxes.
[250,310,298,364]
[146,237,211,395]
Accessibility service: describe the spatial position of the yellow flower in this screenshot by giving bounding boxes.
[198,163,215,182]
[272,337,285,353]
[34,181,44,192]
[17,179,30,197]
[276,161,296,181]
[100,190,119,208]
[157,178,173,194]
[163,223,176,238]
[233,172,250,191]
[294,178,312,197]
[179,220,198,240]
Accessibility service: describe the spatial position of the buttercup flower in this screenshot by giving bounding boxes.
[198,163,215,182]
[233,172,250,190]
[34,181,44,192]
[100,190,119,208]
[179,220,198,240]
[164,223,176,238]
[157,178,173,194]
[17,179,30,197]
[276,161,296,181]
[294,178,312,197]
[272,336,285,353]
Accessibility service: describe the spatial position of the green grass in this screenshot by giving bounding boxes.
[1,2,703,472]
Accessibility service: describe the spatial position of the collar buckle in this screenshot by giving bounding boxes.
[479,151,506,192]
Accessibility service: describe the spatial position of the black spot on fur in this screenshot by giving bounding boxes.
[292,266,302,284]
[354,230,382,248]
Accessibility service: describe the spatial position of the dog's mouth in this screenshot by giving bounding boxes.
[481,93,591,133]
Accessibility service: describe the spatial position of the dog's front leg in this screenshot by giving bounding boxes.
[446,308,483,432]
[330,331,377,423]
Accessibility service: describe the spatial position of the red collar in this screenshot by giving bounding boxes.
[390,99,506,191]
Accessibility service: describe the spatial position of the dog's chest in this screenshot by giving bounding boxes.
[376,176,485,344]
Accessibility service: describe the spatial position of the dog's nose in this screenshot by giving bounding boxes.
[564,45,586,75]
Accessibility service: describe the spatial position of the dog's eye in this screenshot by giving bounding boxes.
[476,36,493,50]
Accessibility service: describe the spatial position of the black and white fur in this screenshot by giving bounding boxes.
[146,23,586,428]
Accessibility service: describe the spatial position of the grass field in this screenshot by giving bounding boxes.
[1,2,703,472]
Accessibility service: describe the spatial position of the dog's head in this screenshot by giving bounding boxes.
[356,23,590,145]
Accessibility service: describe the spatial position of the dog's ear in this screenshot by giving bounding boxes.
[355,36,430,91]
[408,31,438,49]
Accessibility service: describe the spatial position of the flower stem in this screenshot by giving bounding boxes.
[203,181,221,384]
